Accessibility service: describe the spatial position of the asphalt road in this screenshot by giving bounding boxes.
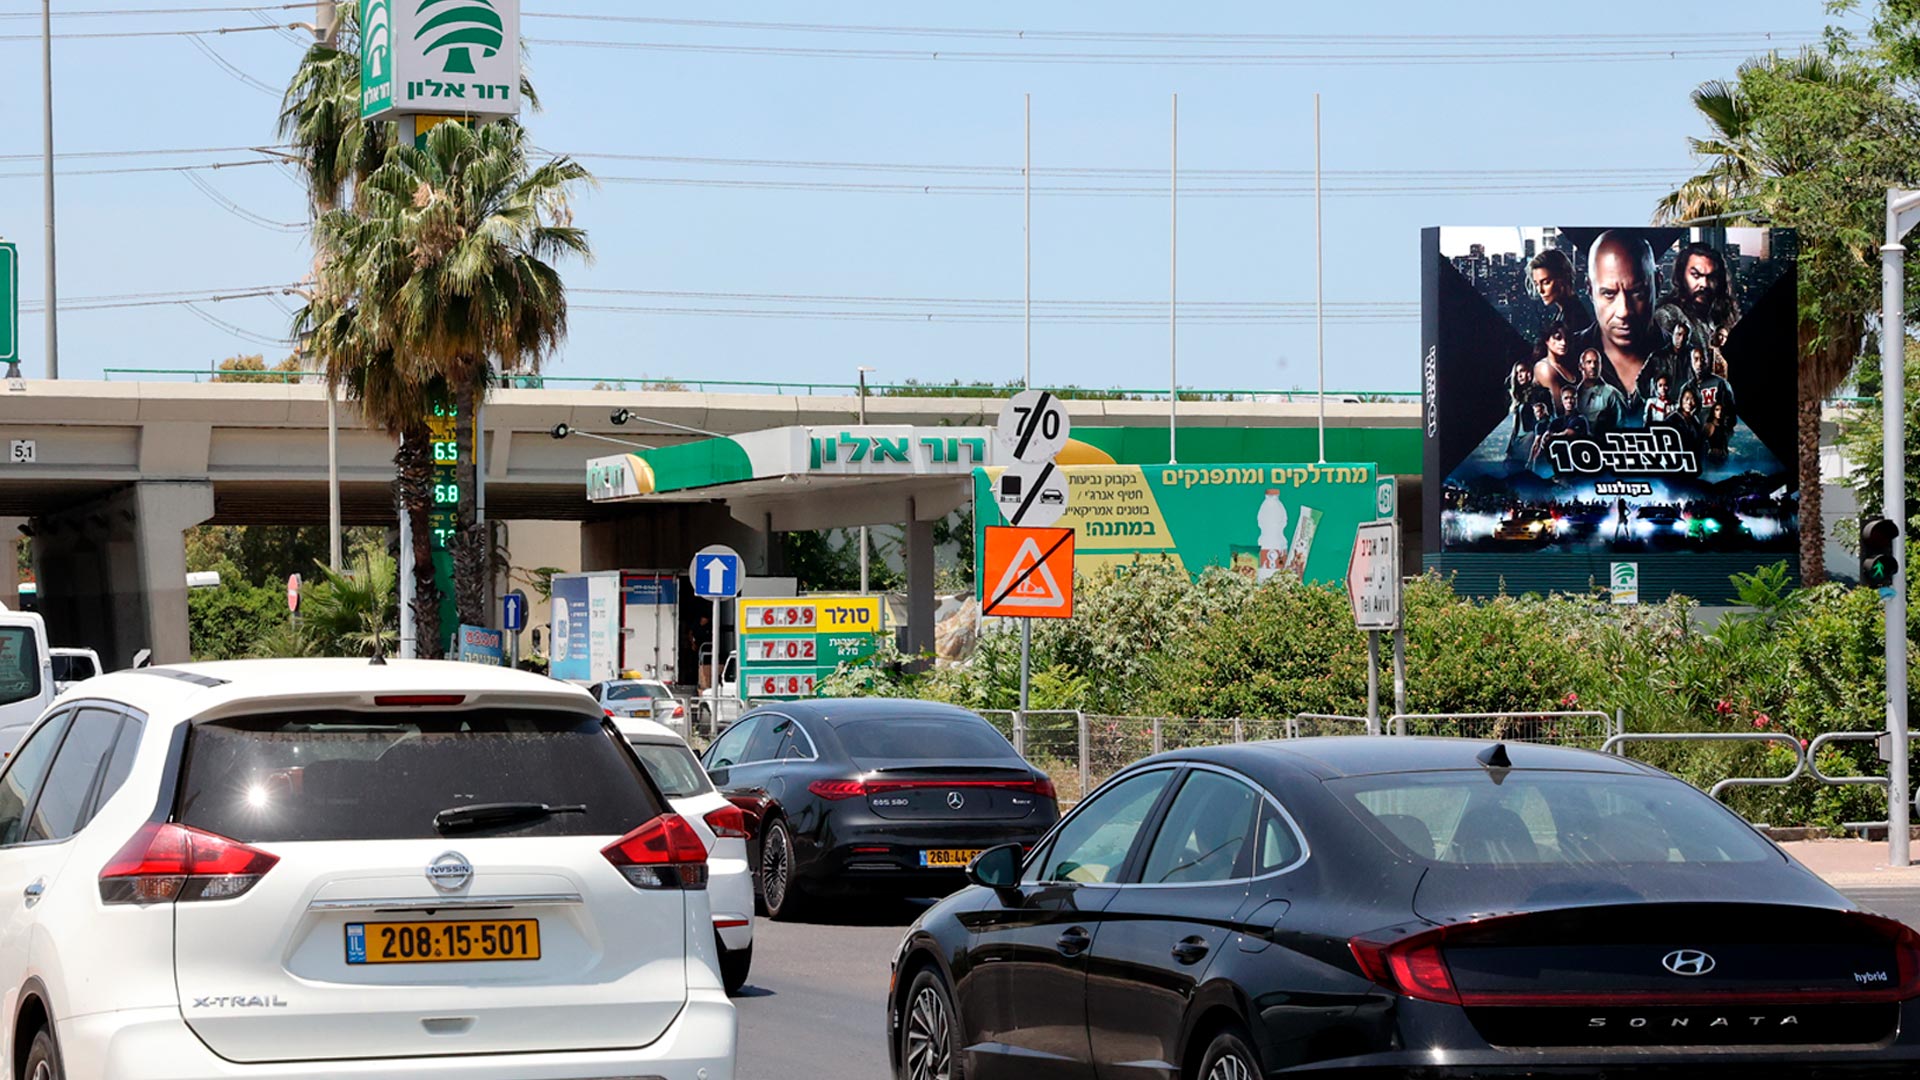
[733,899,929,1080]
[731,886,1920,1080]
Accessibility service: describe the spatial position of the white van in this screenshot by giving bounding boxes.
[0,610,52,755]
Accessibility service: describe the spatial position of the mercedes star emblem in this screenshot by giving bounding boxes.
[946,792,966,811]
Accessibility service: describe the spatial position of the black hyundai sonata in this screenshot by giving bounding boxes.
[886,738,1920,1079]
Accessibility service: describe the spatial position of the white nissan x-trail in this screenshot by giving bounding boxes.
[0,659,736,1080]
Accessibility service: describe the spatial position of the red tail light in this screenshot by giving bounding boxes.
[1350,929,1459,1005]
[373,694,466,707]
[672,704,686,718]
[99,822,279,905]
[602,813,709,890]
[605,708,615,718]
[809,777,1059,800]
[704,804,750,840]
[809,779,868,800]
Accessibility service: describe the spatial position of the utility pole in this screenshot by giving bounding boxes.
[1168,92,1178,465]
[1881,189,1919,867]
[40,0,58,379]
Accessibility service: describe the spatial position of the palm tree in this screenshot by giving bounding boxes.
[305,546,400,657]
[1655,49,1919,584]
[320,120,591,628]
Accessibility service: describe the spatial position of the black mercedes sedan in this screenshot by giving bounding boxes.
[886,738,1920,1079]
[702,698,1060,919]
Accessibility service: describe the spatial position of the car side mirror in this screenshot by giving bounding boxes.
[707,765,731,787]
[967,843,1024,890]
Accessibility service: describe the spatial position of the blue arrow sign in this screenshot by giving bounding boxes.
[502,590,527,632]
[691,551,742,599]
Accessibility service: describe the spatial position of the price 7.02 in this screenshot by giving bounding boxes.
[755,638,815,661]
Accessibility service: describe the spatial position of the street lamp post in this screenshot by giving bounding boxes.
[857,365,875,593]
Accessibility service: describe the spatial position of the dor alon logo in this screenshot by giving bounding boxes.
[414,0,506,75]
[1661,949,1715,977]
[362,0,391,78]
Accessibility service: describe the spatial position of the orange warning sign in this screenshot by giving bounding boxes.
[982,526,1075,619]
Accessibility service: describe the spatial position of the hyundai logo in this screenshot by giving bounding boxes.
[1661,949,1716,976]
[946,792,966,811]
[426,851,472,891]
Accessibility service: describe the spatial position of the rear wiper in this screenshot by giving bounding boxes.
[434,802,588,833]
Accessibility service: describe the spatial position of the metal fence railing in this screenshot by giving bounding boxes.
[1601,731,1807,799]
[1394,710,1621,748]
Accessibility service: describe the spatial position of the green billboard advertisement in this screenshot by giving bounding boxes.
[974,463,1384,587]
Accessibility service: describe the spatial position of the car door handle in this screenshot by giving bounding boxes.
[1055,927,1091,957]
[1171,936,1210,965]
[22,880,43,906]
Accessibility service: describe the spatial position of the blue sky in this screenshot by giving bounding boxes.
[0,1,1850,392]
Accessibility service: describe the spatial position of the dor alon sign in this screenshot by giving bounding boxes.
[362,0,522,121]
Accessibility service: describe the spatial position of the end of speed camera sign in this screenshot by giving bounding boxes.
[995,389,1071,463]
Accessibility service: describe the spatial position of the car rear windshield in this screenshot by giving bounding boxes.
[606,683,671,701]
[629,740,713,798]
[177,708,663,842]
[1328,770,1776,867]
[0,629,40,707]
[833,716,1016,761]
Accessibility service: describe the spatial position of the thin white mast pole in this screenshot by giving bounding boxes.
[1169,93,1178,465]
[1315,93,1326,463]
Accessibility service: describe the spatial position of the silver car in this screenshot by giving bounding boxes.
[590,679,689,735]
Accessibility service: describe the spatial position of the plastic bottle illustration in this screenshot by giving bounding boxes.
[1283,507,1323,577]
[1256,489,1290,582]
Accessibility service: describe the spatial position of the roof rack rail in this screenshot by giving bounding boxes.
[126,667,228,689]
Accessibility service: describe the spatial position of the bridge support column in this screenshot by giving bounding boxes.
[0,519,24,609]
[31,482,213,670]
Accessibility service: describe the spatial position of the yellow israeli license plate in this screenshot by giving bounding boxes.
[920,849,984,869]
[345,919,540,964]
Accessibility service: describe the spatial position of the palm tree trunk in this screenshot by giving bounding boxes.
[395,425,442,658]
[451,374,487,629]
[1798,356,1825,586]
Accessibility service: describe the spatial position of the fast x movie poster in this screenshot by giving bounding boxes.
[1421,226,1799,602]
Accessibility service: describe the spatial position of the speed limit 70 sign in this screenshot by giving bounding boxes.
[995,389,1071,463]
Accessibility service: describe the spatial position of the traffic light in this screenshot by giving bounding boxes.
[1861,516,1901,590]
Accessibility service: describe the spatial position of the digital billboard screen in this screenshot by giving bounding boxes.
[1421,226,1799,602]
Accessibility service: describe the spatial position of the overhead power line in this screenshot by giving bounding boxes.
[0,4,302,18]
[525,37,1798,68]
[519,12,1810,47]
[0,23,291,41]
[19,284,297,313]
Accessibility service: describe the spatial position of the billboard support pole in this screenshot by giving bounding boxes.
[1881,188,1920,868]
[1366,630,1380,734]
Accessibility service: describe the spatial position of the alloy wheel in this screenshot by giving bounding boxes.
[1206,1050,1253,1080]
[904,985,953,1080]
[762,824,791,913]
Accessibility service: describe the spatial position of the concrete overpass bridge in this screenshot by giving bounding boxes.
[0,378,1420,667]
